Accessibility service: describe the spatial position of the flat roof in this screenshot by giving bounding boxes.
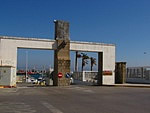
[0,36,115,46]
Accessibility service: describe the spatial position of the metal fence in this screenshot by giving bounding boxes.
[73,71,98,82]
[126,66,150,83]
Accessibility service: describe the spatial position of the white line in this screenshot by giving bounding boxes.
[41,102,63,113]
[83,89,95,93]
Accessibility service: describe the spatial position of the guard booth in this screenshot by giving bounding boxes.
[0,66,16,87]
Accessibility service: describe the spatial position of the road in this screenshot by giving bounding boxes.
[0,85,150,113]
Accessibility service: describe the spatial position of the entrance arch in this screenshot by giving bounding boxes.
[0,20,115,86]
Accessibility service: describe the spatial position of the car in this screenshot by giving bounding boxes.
[31,77,37,84]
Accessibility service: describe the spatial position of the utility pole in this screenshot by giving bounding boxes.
[75,51,78,72]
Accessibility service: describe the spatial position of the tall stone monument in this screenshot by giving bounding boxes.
[53,20,70,86]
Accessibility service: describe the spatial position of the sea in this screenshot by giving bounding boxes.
[17,74,42,79]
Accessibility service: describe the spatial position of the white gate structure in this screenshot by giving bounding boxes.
[0,36,115,86]
[0,18,116,87]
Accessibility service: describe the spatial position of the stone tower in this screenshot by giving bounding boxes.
[53,20,70,86]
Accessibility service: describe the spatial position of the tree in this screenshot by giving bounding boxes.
[90,57,96,71]
[81,53,89,71]
[75,51,82,72]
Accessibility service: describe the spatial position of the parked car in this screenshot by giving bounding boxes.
[31,77,37,84]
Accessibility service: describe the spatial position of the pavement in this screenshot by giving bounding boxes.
[104,83,150,88]
[0,83,150,113]
[74,79,150,88]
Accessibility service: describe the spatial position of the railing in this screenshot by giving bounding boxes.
[126,66,150,83]
[73,71,98,82]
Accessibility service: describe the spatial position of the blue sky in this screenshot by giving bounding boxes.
[0,0,150,70]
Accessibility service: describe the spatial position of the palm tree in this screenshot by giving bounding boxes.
[75,51,82,72]
[90,57,96,71]
[81,53,89,71]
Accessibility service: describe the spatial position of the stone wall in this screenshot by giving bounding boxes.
[115,62,126,84]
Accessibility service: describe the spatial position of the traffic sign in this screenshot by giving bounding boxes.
[58,72,63,78]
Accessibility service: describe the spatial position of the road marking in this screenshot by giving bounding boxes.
[0,102,36,113]
[83,89,95,93]
[42,102,63,113]
[68,86,95,93]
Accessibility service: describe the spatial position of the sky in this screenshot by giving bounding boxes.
[0,0,150,70]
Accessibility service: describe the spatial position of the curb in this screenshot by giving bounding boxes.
[115,85,150,88]
[103,84,150,88]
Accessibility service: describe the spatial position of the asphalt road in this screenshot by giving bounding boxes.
[0,85,150,113]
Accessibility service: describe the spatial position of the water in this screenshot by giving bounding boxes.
[17,74,42,79]
[29,74,42,79]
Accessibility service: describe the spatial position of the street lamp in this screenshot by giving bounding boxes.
[25,51,28,82]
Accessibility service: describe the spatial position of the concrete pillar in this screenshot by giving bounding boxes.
[82,71,86,81]
[0,39,17,86]
[127,68,129,78]
[115,62,126,84]
[53,20,70,86]
[134,69,136,78]
[141,67,144,79]
[97,52,103,86]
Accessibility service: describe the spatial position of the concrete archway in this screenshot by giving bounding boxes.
[0,20,115,87]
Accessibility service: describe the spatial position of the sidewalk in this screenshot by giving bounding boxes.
[73,79,150,88]
[104,83,150,88]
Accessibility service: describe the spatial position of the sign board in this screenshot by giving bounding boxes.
[58,72,63,78]
[103,70,112,76]
[65,73,70,78]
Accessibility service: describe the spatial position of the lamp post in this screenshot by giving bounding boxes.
[25,51,28,82]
